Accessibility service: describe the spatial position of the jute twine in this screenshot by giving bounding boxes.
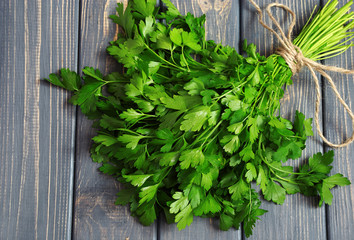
[248,0,354,148]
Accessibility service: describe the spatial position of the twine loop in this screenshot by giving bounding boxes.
[248,0,354,148]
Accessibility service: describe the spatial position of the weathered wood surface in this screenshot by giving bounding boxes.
[324,51,354,240]
[323,1,354,239]
[0,0,78,239]
[0,0,354,239]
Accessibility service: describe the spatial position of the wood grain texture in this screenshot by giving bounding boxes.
[2,0,353,239]
[73,1,157,239]
[323,2,354,239]
[241,0,326,239]
[0,0,78,239]
[158,0,241,239]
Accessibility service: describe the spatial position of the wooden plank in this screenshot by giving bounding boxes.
[323,2,354,239]
[241,0,326,239]
[158,0,242,239]
[72,1,157,239]
[0,0,78,239]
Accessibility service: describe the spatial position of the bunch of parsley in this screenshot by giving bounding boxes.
[46,0,352,236]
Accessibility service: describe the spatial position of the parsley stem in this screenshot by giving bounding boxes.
[155,73,171,80]
[117,128,140,135]
[159,167,173,183]
[170,49,177,65]
[261,153,308,176]
[128,115,157,129]
[181,46,190,71]
[200,120,223,149]
[271,174,297,185]
[248,186,252,216]
[214,89,234,100]
[116,128,153,138]
[189,125,215,148]
[205,131,222,150]
[144,43,186,71]
[186,54,207,68]
[293,0,354,61]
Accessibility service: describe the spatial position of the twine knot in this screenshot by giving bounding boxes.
[248,0,354,148]
[276,46,305,74]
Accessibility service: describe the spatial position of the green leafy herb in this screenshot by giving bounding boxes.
[46,0,352,237]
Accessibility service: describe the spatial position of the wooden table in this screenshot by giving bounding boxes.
[1,0,353,239]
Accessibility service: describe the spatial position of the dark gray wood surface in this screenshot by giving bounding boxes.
[323,2,354,240]
[0,0,78,239]
[0,0,353,239]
